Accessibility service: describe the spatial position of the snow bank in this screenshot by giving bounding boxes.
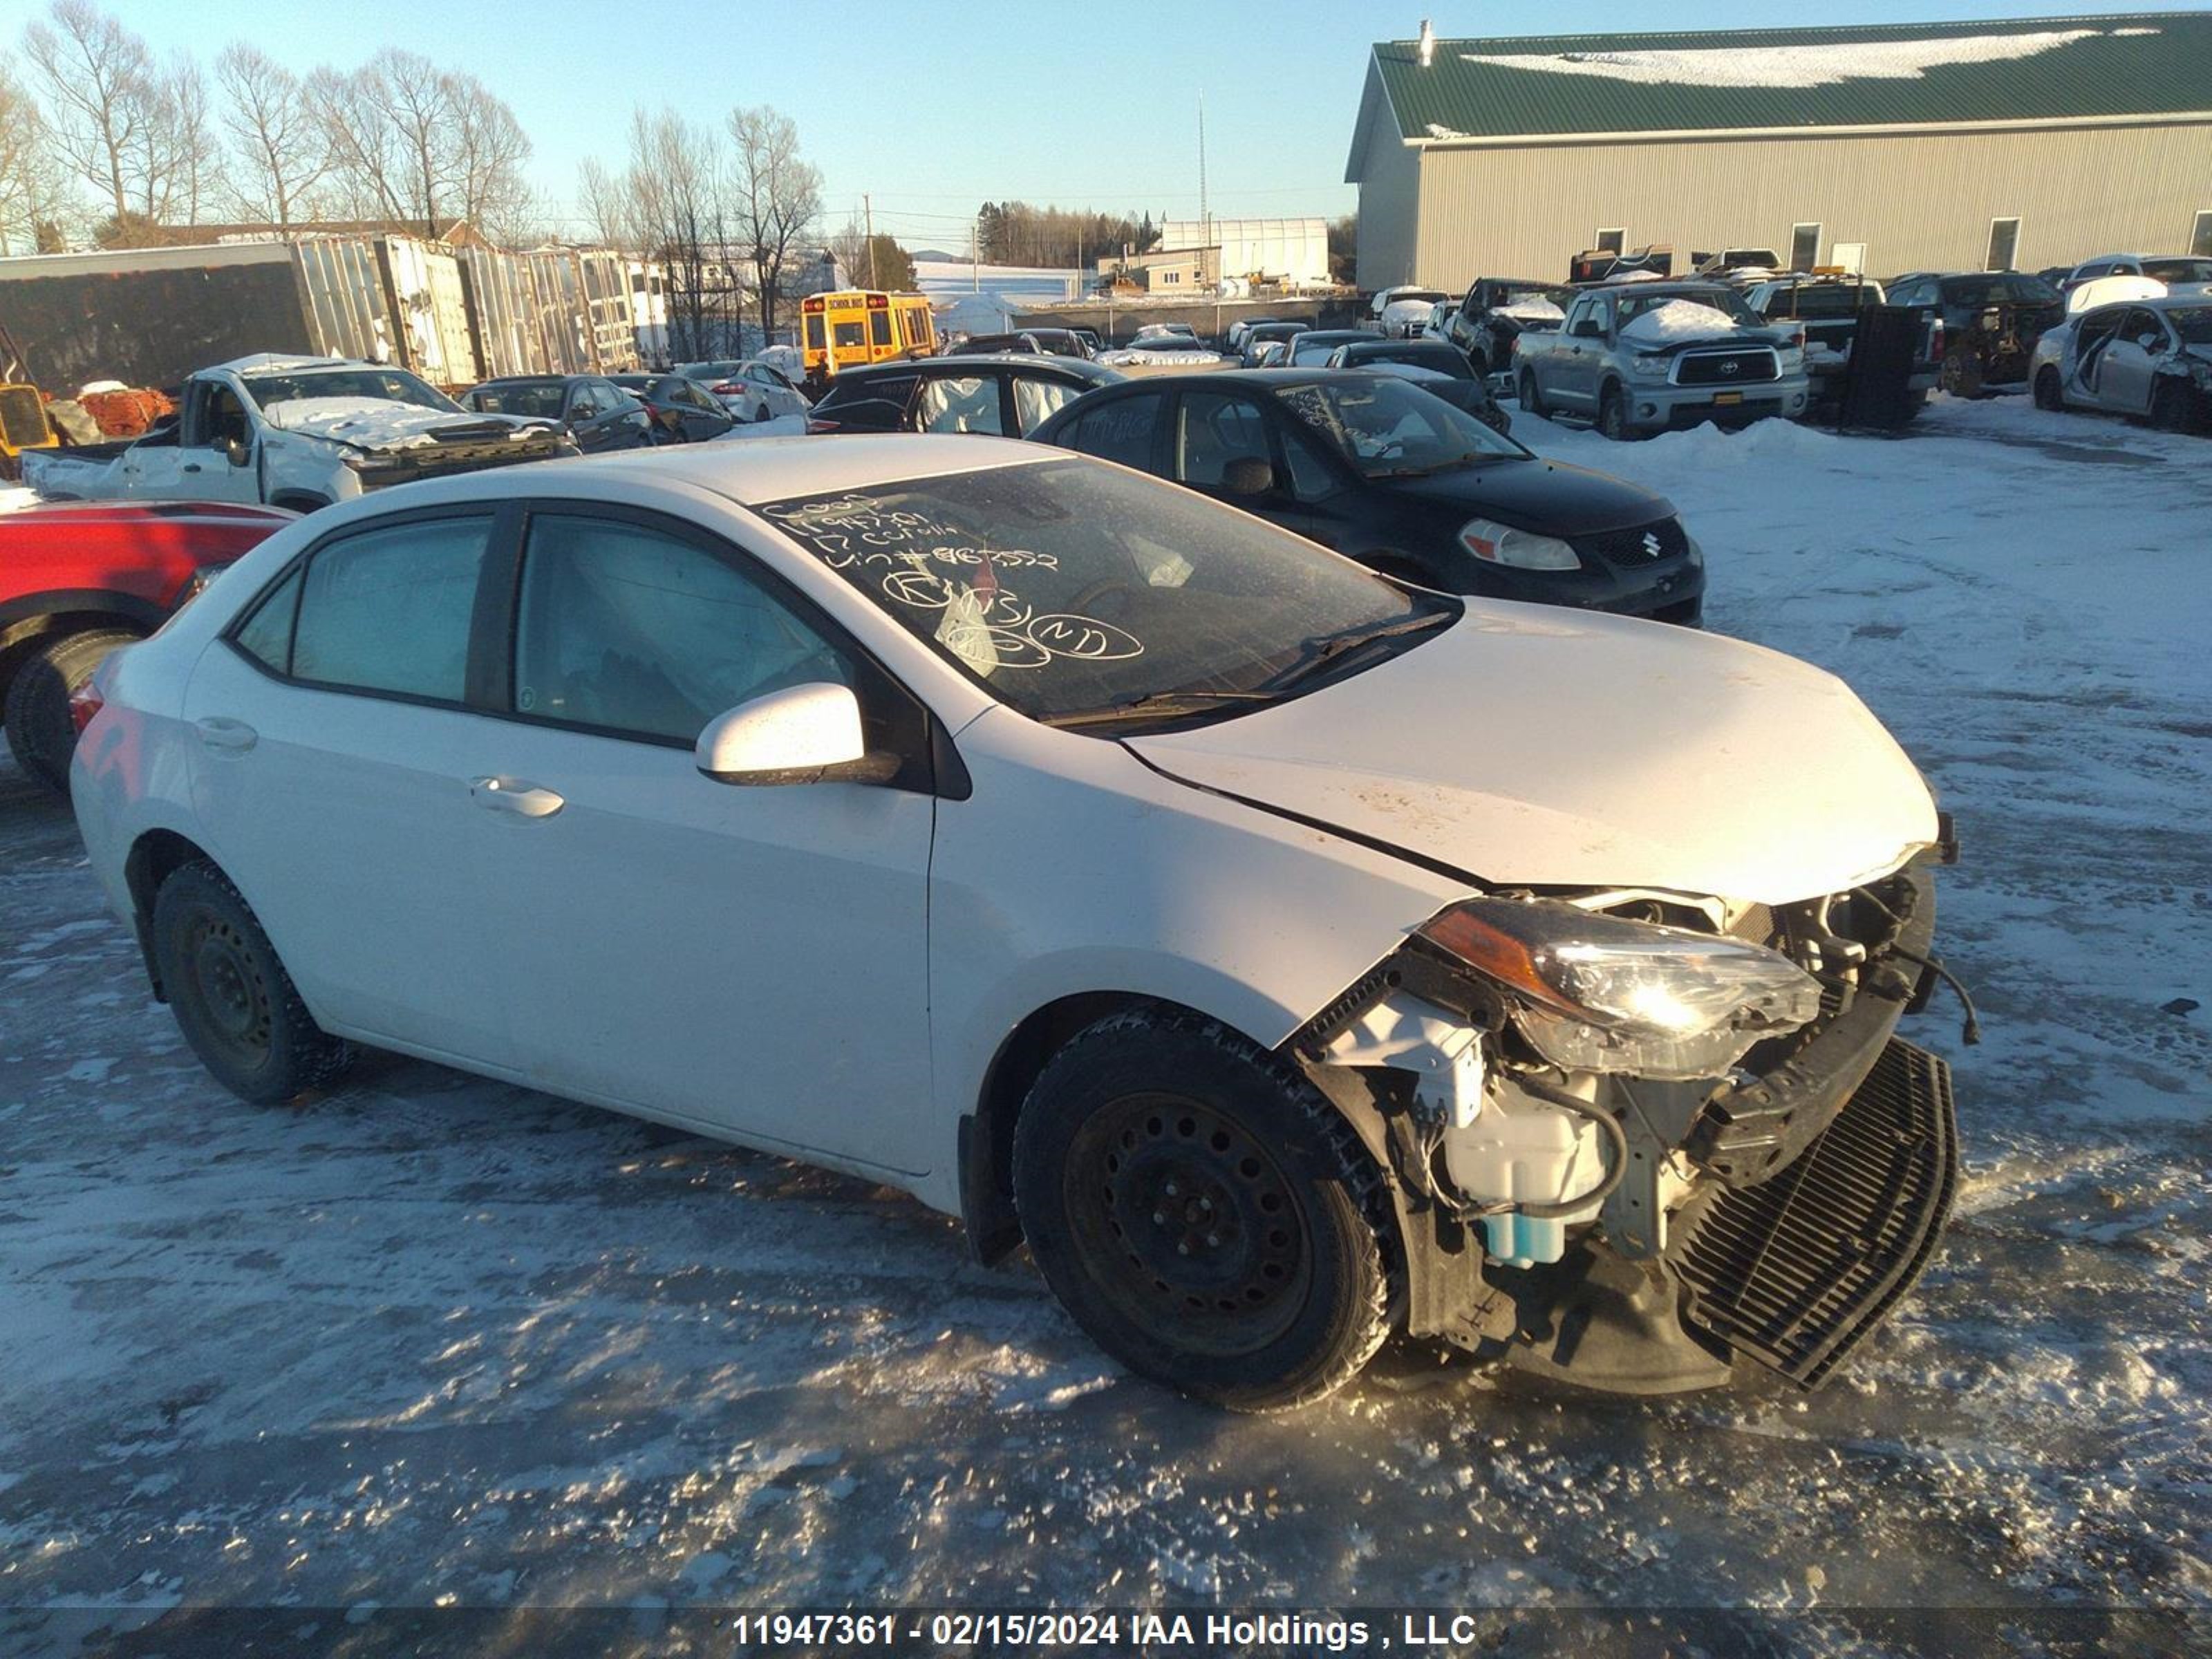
[1461,28,2108,88]
[1618,300,1744,346]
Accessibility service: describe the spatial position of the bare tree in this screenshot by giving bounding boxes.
[600,107,741,359]
[0,55,66,255]
[160,55,218,224]
[727,105,820,343]
[314,51,533,243]
[22,0,158,225]
[216,44,326,227]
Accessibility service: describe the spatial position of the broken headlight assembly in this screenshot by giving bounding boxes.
[1416,897,1822,1080]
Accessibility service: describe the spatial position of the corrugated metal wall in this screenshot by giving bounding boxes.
[1394,119,2212,287]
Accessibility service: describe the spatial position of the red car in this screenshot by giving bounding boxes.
[1,500,294,794]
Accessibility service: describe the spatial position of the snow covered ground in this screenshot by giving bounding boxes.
[1,394,2208,1651]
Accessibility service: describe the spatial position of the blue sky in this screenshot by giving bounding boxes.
[91,0,2211,248]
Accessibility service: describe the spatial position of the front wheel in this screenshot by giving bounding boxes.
[153,861,355,1105]
[2033,368,2064,412]
[1597,382,1634,441]
[1012,1009,1396,1411]
[5,626,139,794]
[2149,379,2195,433]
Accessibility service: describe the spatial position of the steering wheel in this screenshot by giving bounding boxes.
[1066,577,1135,614]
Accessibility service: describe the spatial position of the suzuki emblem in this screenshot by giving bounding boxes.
[1642,531,1662,558]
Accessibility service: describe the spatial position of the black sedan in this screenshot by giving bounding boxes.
[459,375,656,452]
[806,354,1125,438]
[1031,370,1703,624]
[610,373,738,442]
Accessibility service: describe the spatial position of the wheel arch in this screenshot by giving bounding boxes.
[268,490,332,514]
[0,593,160,717]
[123,826,221,1000]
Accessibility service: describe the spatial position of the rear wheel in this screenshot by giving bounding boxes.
[1012,1009,1396,1411]
[153,861,355,1105]
[1940,345,1985,400]
[2033,367,2065,412]
[1518,369,1544,418]
[5,626,139,795]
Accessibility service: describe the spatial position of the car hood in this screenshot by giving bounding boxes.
[1381,458,1674,536]
[260,397,546,451]
[1129,606,1938,906]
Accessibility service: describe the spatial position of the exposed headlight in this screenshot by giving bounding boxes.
[1416,897,1822,1080]
[1631,353,1674,377]
[1458,518,1580,571]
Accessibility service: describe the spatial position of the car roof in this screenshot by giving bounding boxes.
[328,434,1062,517]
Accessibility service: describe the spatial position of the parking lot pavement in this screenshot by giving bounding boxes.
[2,397,2209,1645]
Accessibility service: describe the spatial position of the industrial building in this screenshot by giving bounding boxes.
[1159,218,1331,288]
[1346,13,2212,287]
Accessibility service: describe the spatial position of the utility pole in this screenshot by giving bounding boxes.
[1197,91,1209,232]
[973,209,981,293]
[864,194,879,288]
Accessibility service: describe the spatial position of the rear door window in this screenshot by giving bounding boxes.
[1012,375,1082,434]
[917,375,1006,435]
[287,516,492,702]
[1174,391,1273,487]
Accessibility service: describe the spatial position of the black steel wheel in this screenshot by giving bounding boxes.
[1013,1009,1395,1411]
[153,861,355,1105]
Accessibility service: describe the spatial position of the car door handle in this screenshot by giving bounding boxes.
[471,776,564,818]
[195,716,257,752]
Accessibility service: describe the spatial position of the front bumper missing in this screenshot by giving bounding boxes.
[1669,1036,1958,1387]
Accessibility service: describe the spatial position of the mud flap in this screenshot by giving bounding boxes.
[1669,1037,1958,1388]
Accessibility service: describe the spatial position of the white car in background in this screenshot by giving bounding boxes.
[673,358,812,423]
[71,437,1961,1410]
[2032,295,2212,431]
[1371,286,1450,339]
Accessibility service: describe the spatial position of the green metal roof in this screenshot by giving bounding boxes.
[1351,12,2212,167]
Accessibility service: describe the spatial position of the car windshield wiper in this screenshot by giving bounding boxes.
[1258,609,1455,693]
[1045,688,1282,730]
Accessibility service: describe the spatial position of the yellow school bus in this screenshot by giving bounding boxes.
[800,290,937,379]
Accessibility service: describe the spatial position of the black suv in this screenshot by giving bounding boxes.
[807,355,1125,438]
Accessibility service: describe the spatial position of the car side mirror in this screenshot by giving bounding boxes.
[224,437,252,467]
[1221,456,1275,497]
[695,682,896,786]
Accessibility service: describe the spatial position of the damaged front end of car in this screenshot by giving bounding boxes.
[1291,843,1964,1395]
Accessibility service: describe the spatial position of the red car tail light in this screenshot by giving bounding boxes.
[805,418,841,433]
[69,677,105,735]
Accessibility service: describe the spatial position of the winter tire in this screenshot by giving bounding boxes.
[1012,1008,1396,1412]
[5,627,138,795]
[153,861,355,1105]
[1597,384,1633,441]
[2033,368,2064,413]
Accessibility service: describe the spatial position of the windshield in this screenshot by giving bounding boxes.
[467,382,565,418]
[1277,378,1524,479]
[2144,259,2212,285]
[242,368,458,416]
[1618,288,1759,327]
[755,459,1454,727]
[2169,307,2212,344]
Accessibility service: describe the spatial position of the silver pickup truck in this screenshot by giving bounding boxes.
[1515,283,1811,440]
[24,354,570,511]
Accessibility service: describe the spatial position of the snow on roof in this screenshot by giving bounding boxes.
[1459,29,2106,90]
[1619,300,1746,346]
[207,353,359,376]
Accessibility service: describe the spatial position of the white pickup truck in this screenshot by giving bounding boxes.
[25,354,570,511]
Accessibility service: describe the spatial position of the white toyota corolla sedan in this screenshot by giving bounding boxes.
[71,437,1963,1409]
